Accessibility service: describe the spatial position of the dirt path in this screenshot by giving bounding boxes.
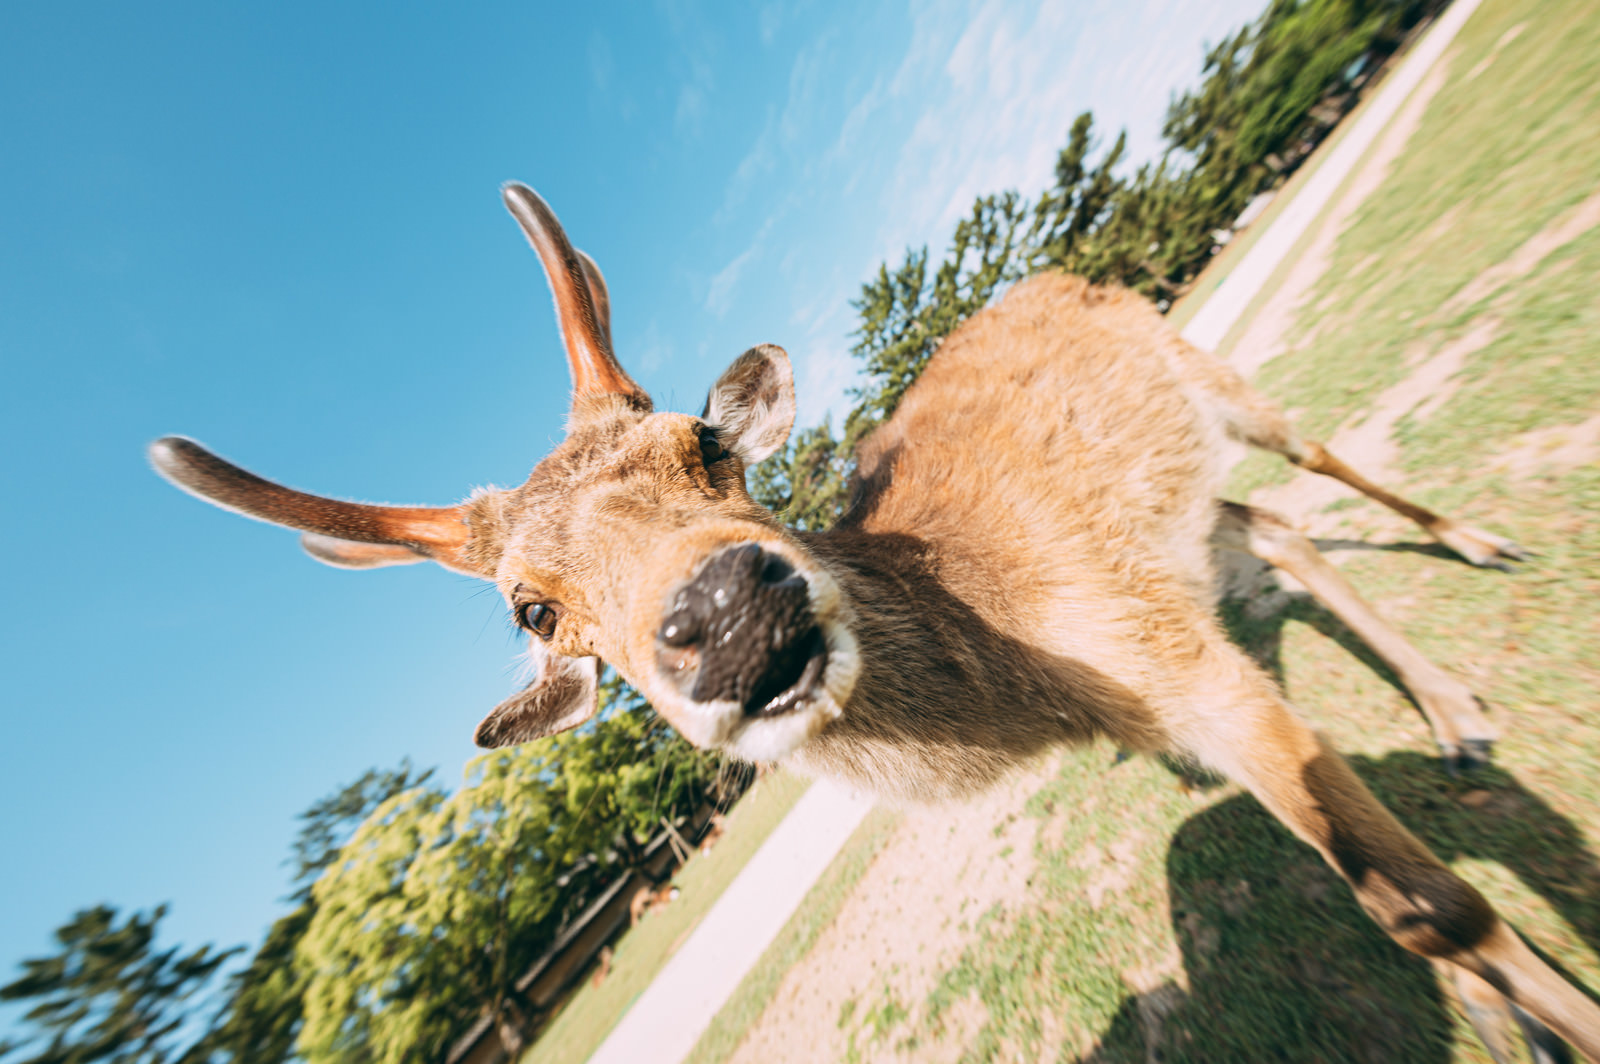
[727,764,1056,1064]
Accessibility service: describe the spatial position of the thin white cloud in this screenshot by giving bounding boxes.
[676,57,714,137]
[873,0,1260,259]
[716,111,779,226]
[707,213,783,317]
[707,244,759,318]
[588,32,614,92]
[717,24,845,226]
[794,333,863,429]
[659,0,719,139]
[758,1,785,45]
[632,320,673,374]
[709,0,1266,424]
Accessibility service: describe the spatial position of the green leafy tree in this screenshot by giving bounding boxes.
[295,699,721,1064]
[748,420,852,532]
[1165,0,1446,243]
[1029,112,1128,273]
[202,763,434,1064]
[0,906,238,1064]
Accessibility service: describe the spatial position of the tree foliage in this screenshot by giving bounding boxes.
[847,192,1031,435]
[0,906,238,1064]
[295,697,723,1064]
[747,420,852,532]
[201,763,433,1064]
[1165,0,1441,234]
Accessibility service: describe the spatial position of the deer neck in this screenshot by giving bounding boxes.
[784,528,1157,804]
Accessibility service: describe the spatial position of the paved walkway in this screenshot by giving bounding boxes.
[585,5,1483,1060]
[586,779,872,1064]
[1181,0,1484,351]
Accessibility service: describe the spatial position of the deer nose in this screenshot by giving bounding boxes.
[657,543,824,715]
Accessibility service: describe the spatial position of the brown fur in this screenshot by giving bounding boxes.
[151,190,1600,1059]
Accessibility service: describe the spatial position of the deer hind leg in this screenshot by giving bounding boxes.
[1289,439,1527,569]
[1170,338,1526,567]
[1176,683,1600,1061]
[1212,501,1496,769]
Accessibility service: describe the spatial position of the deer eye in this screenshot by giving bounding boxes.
[699,426,726,466]
[518,602,559,640]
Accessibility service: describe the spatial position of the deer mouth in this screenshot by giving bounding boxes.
[745,627,828,718]
[653,540,859,759]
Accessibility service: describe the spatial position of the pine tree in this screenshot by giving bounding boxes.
[0,906,239,1064]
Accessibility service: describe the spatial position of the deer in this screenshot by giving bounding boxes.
[150,184,1600,1061]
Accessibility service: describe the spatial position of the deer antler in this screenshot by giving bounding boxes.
[148,436,476,569]
[502,183,646,404]
[575,248,613,355]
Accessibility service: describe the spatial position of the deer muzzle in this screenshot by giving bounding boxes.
[656,542,828,718]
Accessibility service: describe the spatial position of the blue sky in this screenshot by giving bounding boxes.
[0,0,1261,1001]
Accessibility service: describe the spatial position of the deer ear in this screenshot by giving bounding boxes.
[473,652,600,749]
[702,344,795,464]
[300,533,432,569]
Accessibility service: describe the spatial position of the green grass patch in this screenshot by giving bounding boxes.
[522,769,811,1064]
[1242,0,1600,448]
[1393,228,1600,476]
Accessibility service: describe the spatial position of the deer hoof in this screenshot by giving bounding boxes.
[1433,523,1529,569]
[1511,1002,1575,1064]
[1458,738,1495,770]
[1439,738,1494,775]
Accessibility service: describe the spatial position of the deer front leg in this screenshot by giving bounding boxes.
[1213,500,1497,770]
[1181,691,1600,1061]
[1290,440,1527,569]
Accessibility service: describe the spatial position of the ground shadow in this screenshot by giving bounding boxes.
[1072,560,1600,1062]
[1080,751,1600,1063]
[1308,536,1466,563]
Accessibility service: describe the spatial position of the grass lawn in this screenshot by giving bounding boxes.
[685,0,1600,1059]
[521,769,811,1064]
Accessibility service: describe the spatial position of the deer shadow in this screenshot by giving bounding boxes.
[1308,536,1464,562]
[1078,751,1600,1063]
[1075,569,1600,1063]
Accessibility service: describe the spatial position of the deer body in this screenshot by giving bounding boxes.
[783,277,1221,801]
[151,186,1600,1060]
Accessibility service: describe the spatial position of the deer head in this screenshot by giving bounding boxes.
[151,184,859,763]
